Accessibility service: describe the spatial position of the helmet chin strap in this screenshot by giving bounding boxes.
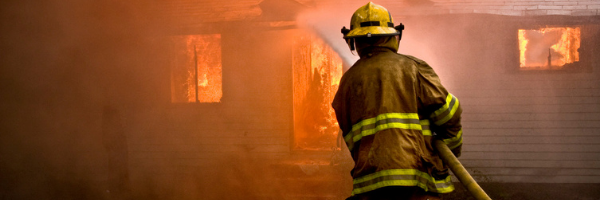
[395,23,405,48]
[341,26,355,51]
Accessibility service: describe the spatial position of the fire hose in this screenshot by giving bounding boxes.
[433,140,492,200]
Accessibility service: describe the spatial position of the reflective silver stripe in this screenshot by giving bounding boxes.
[344,132,355,151]
[345,113,422,151]
[443,129,463,150]
[430,93,459,126]
[420,119,432,136]
[352,169,454,195]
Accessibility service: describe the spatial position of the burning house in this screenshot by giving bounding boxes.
[1,0,600,199]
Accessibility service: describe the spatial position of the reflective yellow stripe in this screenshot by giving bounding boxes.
[420,119,432,136]
[448,136,463,150]
[344,133,354,151]
[345,113,422,151]
[351,169,454,195]
[351,113,419,132]
[431,94,453,118]
[352,123,422,142]
[443,129,463,150]
[430,93,459,126]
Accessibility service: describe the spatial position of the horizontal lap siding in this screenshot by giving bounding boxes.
[457,81,600,182]
[465,128,600,136]
[461,152,600,160]
[468,175,600,183]
[465,136,600,145]
[455,71,600,183]
[416,16,600,183]
[463,160,600,168]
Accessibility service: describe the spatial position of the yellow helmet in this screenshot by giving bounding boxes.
[342,2,401,39]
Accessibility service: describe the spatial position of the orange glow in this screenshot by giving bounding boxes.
[518,27,580,69]
[171,34,222,103]
[518,30,528,67]
[292,31,343,150]
[199,73,209,87]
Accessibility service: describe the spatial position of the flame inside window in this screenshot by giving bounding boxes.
[518,27,580,69]
[170,34,222,103]
[292,31,343,150]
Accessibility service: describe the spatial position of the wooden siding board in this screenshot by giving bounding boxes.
[462,112,600,121]
[464,136,600,144]
[131,136,289,146]
[454,78,600,90]
[466,128,600,136]
[130,151,286,161]
[470,175,600,183]
[166,114,290,125]
[130,144,288,153]
[461,96,600,106]
[455,88,600,98]
[467,168,600,176]
[461,159,600,168]
[460,151,600,161]
[465,144,600,152]
[464,104,600,114]
[463,120,600,129]
[158,129,289,138]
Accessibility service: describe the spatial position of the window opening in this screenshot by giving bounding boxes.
[518,27,580,70]
[170,34,222,103]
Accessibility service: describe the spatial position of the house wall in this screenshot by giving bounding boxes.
[121,27,299,198]
[401,14,600,183]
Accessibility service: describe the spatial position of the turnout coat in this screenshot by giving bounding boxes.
[332,46,463,196]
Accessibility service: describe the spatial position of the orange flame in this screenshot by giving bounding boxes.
[518,27,580,69]
[199,73,208,87]
[550,27,580,66]
[292,31,343,150]
[171,34,222,103]
[518,29,528,67]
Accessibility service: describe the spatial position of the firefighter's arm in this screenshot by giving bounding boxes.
[332,86,356,151]
[332,85,351,137]
[431,102,463,157]
[416,61,463,157]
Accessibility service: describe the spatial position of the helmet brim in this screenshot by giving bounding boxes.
[344,26,400,39]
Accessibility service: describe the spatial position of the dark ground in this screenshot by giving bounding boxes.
[446,183,600,200]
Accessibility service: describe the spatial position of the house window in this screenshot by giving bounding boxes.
[518,27,580,70]
[170,34,222,103]
[292,31,343,150]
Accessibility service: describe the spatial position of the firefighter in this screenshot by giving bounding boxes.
[332,2,463,200]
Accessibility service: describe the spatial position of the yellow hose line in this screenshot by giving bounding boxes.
[433,140,492,200]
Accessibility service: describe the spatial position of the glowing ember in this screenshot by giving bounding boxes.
[171,34,222,103]
[199,73,209,87]
[293,31,343,150]
[518,27,580,69]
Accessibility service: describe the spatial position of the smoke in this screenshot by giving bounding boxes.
[296,5,362,70]
[295,3,452,78]
[0,0,354,199]
[295,4,456,88]
[0,0,165,198]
